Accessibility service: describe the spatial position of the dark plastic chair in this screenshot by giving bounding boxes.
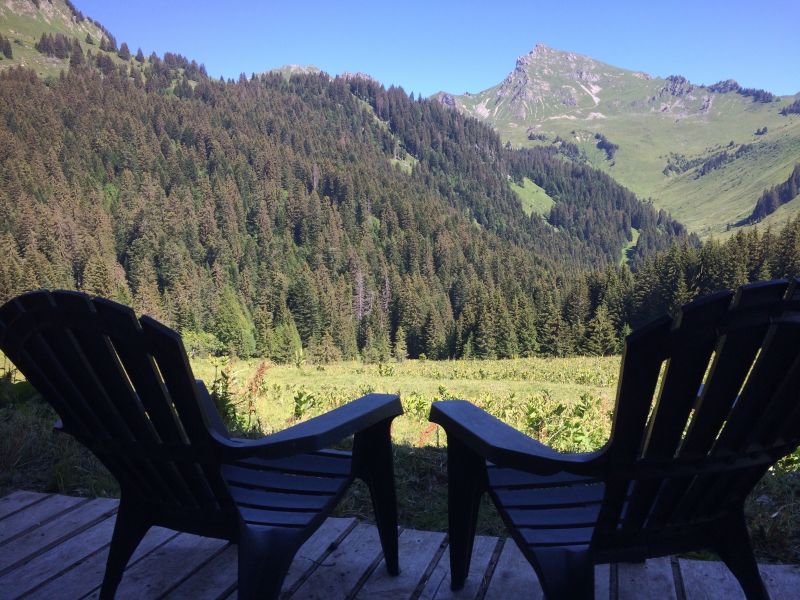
[0,290,403,599]
[430,279,800,599]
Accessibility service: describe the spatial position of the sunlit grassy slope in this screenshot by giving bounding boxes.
[0,0,113,79]
[509,176,555,216]
[442,45,800,239]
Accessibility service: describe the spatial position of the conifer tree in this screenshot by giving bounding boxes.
[393,325,407,362]
[424,310,447,359]
[514,296,539,357]
[494,298,519,359]
[81,253,113,296]
[583,304,617,356]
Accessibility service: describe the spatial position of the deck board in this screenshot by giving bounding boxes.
[289,522,383,599]
[483,539,544,599]
[418,535,498,600]
[618,558,677,600]
[356,529,445,599]
[0,493,86,544]
[0,491,797,599]
[0,490,50,520]
[0,497,117,574]
[28,526,178,600]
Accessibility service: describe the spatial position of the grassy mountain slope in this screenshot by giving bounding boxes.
[437,44,800,238]
[0,0,112,77]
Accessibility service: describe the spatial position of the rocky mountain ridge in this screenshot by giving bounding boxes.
[435,43,800,238]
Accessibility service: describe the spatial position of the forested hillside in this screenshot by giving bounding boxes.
[0,8,798,364]
[0,30,693,361]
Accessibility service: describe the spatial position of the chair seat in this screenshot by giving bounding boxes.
[223,449,354,529]
[487,465,604,549]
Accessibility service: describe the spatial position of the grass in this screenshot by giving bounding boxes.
[509,176,555,216]
[2,354,798,562]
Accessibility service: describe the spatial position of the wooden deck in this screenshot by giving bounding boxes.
[1,491,798,599]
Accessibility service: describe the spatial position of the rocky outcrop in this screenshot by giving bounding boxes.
[660,75,694,97]
[438,93,456,108]
[707,79,740,94]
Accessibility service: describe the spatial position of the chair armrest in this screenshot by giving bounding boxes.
[215,393,403,460]
[429,400,604,476]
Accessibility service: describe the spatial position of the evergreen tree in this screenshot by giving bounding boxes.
[214,285,256,357]
[118,42,131,61]
[494,298,519,359]
[583,304,617,356]
[287,268,320,348]
[81,253,113,296]
[514,296,539,357]
[424,310,447,359]
[393,325,408,362]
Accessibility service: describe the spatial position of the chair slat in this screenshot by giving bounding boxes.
[235,452,353,477]
[506,505,601,528]
[594,316,672,537]
[92,298,214,507]
[492,484,604,508]
[222,464,350,494]
[64,325,182,504]
[140,317,233,509]
[622,292,731,531]
[520,528,593,546]
[227,486,334,510]
[487,467,597,488]
[238,506,319,527]
[646,281,790,527]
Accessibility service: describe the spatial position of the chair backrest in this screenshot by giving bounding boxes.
[595,279,800,542]
[0,290,234,514]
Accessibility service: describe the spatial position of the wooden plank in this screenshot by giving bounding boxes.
[484,540,543,600]
[680,560,800,600]
[0,490,50,520]
[356,529,445,599]
[618,558,677,600]
[0,497,117,574]
[86,533,228,600]
[761,563,800,600]
[172,517,357,599]
[163,545,237,600]
[27,526,178,600]
[290,522,382,599]
[594,563,610,600]
[0,514,117,596]
[418,535,497,600]
[680,558,743,600]
[0,493,86,544]
[282,517,357,593]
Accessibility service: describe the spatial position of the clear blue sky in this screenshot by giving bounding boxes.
[74,1,799,97]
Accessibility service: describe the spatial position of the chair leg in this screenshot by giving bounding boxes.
[237,525,300,600]
[100,497,151,599]
[446,435,487,590]
[714,513,770,600]
[532,546,594,600]
[353,417,400,576]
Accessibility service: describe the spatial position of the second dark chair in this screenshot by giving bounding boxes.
[431,279,800,599]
